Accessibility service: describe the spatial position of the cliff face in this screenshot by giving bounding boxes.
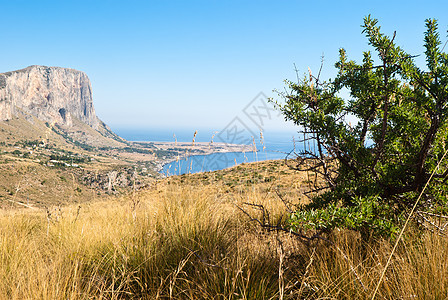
[0,65,99,129]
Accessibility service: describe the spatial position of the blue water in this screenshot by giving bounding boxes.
[162,150,287,176]
[113,127,302,176]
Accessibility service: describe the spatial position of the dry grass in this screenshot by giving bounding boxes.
[0,160,447,299]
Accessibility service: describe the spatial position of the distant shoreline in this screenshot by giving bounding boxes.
[161,150,266,176]
[154,147,288,177]
[133,141,256,173]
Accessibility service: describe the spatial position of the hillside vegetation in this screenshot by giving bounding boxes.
[1,160,447,299]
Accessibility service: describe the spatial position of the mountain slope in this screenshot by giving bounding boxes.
[0,65,127,148]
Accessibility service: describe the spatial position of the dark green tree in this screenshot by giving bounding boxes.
[275,16,448,238]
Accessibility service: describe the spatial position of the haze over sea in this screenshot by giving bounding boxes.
[114,128,301,176]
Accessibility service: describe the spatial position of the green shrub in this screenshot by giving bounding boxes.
[275,16,448,238]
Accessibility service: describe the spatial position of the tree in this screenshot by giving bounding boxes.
[274,16,448,238]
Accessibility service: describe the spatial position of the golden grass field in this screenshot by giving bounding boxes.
[0,160,448,299]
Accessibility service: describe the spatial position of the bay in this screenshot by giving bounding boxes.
[162,150,285,176]
[113,127,302,176]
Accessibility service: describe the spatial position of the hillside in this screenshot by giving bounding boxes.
[0,66,159,207]
[0,159,447,299]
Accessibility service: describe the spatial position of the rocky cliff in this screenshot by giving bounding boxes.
[0,65,99,129]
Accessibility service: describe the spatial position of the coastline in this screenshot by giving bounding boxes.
[161,150,265,176]
[133,141,256,173]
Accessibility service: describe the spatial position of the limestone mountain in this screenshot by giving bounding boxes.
[0,65,126,148]
[0,66,162,208]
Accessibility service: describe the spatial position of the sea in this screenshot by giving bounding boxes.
[114,128,302,176]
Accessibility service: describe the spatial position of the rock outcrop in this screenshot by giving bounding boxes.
[0,65,99,129]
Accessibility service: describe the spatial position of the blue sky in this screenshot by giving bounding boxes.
[1,0,448,136]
